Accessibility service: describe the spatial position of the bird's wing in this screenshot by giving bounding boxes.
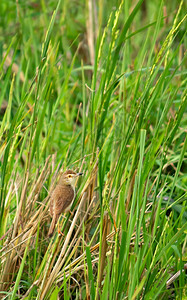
[54,185,74,215]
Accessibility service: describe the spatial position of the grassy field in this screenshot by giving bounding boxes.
[0,0,186,299]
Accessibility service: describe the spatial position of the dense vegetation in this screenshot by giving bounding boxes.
[0,0,186,299]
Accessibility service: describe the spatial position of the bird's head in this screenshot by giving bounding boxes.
[60,169,83,187]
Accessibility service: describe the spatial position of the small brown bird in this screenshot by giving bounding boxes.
[48,169,83,237]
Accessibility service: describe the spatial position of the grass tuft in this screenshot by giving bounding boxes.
[0,0,186,299]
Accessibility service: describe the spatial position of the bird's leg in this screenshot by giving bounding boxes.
[69,210,74,217]
[57,220,64,236]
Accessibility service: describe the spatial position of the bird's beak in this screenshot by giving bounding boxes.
[76,172,83,176]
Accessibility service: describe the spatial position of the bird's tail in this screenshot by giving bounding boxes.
[48,215,58,238]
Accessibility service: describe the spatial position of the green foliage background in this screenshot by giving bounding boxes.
[0,0,186,299]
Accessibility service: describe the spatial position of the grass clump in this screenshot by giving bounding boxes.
[0,0,186,299]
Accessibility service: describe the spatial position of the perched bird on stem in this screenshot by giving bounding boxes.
[48,169,83,237]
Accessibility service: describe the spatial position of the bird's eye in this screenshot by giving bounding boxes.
[68,175,72,178]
